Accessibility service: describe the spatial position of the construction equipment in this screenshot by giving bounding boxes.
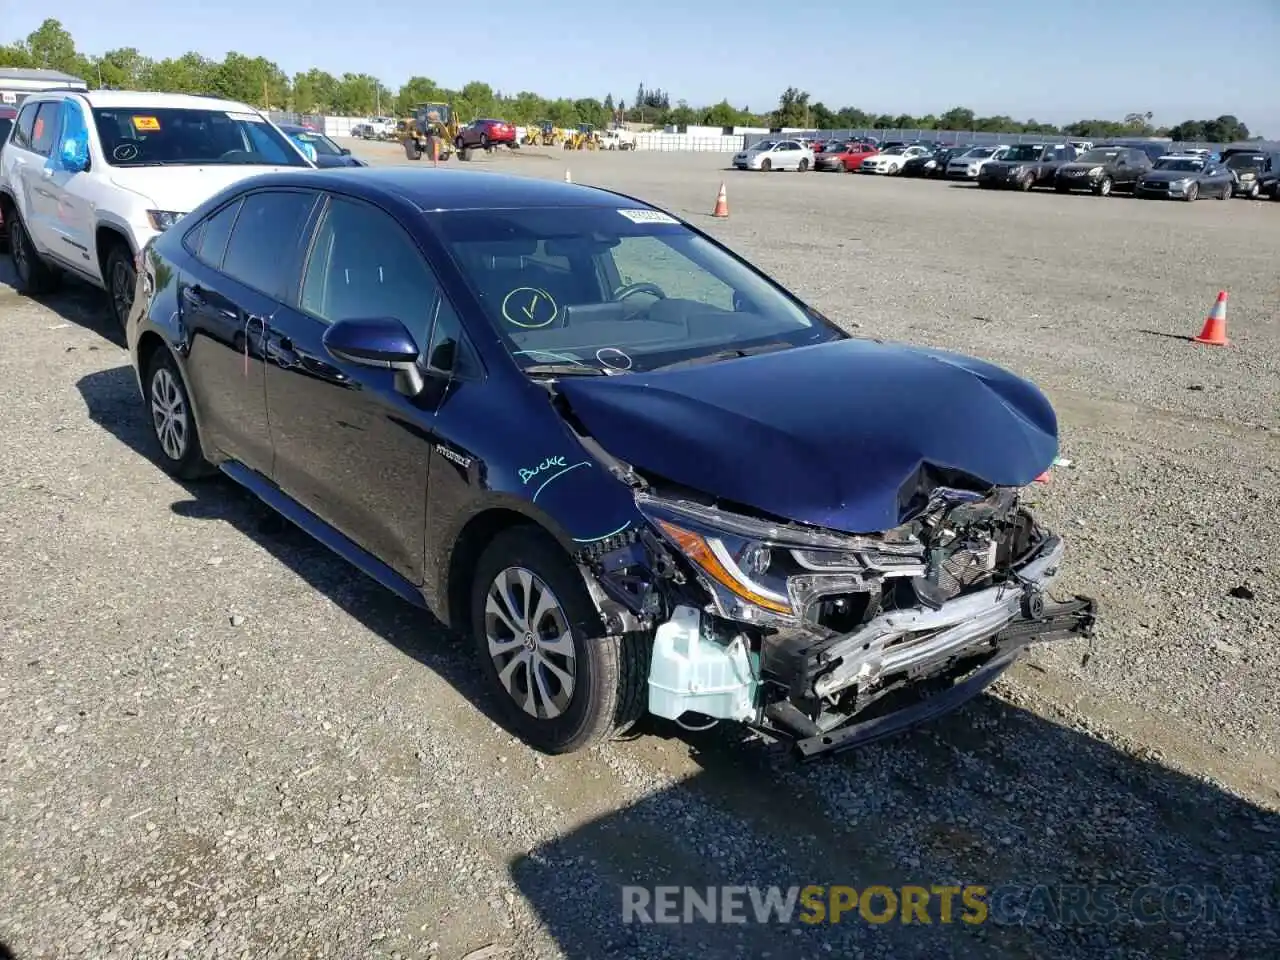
[526,121,563,147]
[402,102,459,162]
[563,124,600,151]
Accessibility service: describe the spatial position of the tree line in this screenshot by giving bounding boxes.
[0,20,1258,142]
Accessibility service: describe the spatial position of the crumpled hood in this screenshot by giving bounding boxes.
[557,338,1058,534]
[109,164,304,213]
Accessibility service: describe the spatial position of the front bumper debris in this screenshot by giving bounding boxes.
[759,533,1097,759]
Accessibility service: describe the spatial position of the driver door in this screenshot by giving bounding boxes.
[262,193,460,581]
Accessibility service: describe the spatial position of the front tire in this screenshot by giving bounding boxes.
[470,527,646,754]
[105,243,136,331]
[1183,182,1199,202]
[1094,176,1113,197]
[145,348,215,481]
[760,158,772,171]
[8,212,60,295]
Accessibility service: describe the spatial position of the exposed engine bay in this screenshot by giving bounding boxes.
[573,474,1098,760]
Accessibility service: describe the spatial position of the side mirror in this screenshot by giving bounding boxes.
[340,146,352,155]
[323,316,424,396]
[58,135,89,173]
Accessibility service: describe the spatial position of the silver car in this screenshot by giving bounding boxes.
[732,138,815,172]
[946,145,1011,179]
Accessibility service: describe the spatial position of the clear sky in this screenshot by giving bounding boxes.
[3,0,1278,136]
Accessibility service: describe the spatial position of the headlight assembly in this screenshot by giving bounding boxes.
[635,492,926,625]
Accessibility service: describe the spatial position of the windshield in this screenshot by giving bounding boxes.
[285,129,343,156]
[880,147,906,156]
[91,107,311,167]
[1224,154,1264,169]
[751,140,778,152]
[1077,149,1120,163]
[963,147,997,158]
[1002,145,1045,162]
[1154,157,1204,172]
[432,207,842,374]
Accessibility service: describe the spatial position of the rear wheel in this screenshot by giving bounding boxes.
[797,158,809,172]
[145,348,215,481]
[8,211,60,295]
[470,527,646,754]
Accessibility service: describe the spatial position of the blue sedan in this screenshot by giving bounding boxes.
[125,168,1095,758]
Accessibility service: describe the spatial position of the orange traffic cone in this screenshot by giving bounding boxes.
[1193,291,1230,346]
[712,182,729,218]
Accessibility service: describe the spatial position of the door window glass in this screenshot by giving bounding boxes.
[300,196,447,351]
[189,199,243,269]
[30,101,63,156]
[12,102,38,149]
[221,191,318,300]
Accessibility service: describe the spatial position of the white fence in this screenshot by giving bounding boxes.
[304,116,747,153]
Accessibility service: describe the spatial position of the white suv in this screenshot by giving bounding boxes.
[0,90,315,328]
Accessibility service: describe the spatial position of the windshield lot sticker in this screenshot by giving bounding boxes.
[501,286,558,328]
[132,116,161,131]
[226,111,264,122]
[617,208,678,225]
[112,143,140,162]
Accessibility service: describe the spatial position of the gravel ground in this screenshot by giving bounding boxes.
[1,142,1277,959]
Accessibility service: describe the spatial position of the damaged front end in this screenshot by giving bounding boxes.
[576,482,1097,760]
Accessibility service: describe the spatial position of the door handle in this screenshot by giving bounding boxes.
[182,286,206,307]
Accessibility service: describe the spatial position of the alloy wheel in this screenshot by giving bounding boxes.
[150,366,189,461]
[11,220,29,283]
[111,257,135,326]
[484,567,577,720]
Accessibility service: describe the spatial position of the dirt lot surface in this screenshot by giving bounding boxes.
[2,141,1278,959]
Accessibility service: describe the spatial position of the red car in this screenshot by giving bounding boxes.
[814,141,879,172]
[456,118,517,153]
[0,105,15,246]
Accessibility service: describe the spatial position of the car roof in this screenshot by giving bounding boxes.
[50,89,261,113]
[229,168,652,212]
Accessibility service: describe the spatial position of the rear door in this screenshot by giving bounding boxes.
[22,100,68,260]
[3,101,40,230]
[179,189,320,473]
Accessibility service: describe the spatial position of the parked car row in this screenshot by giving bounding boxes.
[732,134,1280,203]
